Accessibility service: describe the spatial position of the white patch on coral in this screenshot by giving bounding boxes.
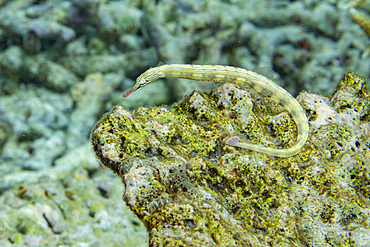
[189,92,207,108]
[113,106,133,121]
[101,142,120,162]
[305,94,336,128]
[124,164,154,207]
[147,121,171,137]
[300,93,356,129]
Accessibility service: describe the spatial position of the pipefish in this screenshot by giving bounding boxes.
[123,64,309,157]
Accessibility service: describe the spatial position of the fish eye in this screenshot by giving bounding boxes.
[140,79,147,86]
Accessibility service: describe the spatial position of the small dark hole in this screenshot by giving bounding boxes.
[97,186,109,198]
[184,219,196,229]
[235,179,245,187]
[132,220,140,226]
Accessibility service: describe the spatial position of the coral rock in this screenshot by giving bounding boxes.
[91,72,370,246]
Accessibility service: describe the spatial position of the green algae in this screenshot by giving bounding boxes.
[91,72,370,246]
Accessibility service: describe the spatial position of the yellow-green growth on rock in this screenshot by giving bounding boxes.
[91,72,370,246]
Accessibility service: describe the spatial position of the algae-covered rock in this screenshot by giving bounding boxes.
[91,72,370,246]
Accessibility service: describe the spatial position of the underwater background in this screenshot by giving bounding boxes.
[0,0,369,246]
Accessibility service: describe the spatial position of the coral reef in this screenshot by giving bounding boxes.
[92,72,370,246]
[0,0,369,245]
[0,165,148,247]
[138,0,370,96]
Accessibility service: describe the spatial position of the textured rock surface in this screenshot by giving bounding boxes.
[0,0,369,246]
[92,72,370,246]
[0,167,148,247]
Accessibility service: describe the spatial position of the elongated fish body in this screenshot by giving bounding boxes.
[123,64,309,157]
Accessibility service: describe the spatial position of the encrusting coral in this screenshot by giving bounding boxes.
[91,72,370,246]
